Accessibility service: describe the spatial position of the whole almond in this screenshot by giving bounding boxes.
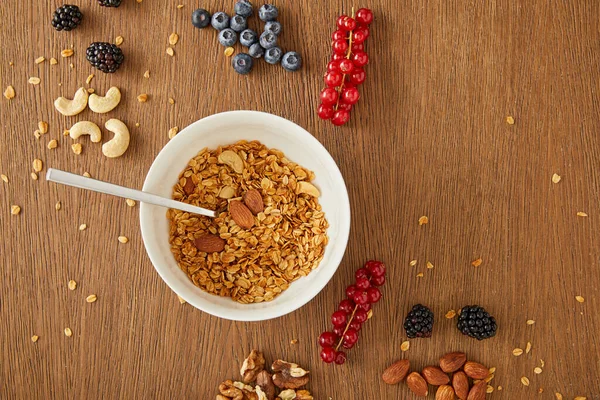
[229,200,255,229]
[422,366,450,386]
[406,372,428,397]
[452,371,470,400]
[194,234,225,253]
[440,352,467,373]
[243,189,264,215]
[466,380,486,400]
[382,359,410,385]
[463,361,489,380]
[436,385,456,400]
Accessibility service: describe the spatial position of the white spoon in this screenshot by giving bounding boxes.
[46,168,216,218]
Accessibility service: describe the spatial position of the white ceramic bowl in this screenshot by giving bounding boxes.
[140,111,350,321]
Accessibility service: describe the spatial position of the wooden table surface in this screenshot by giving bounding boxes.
[1,0,599,398]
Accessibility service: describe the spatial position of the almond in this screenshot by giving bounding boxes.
[436,385,456,400]
[382,359,410,385]
[440,352,467,373]
[406,372,428,397]
[183,177,195,195]
[466,380,486,400]
[243,189,264,215]
[422,366,450,386]
[229,200,255,229]
[194,234,225,253]
[452,371,470,400]
[464,361,489,380]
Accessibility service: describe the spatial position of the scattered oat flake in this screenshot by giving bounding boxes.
[534,367,542,374]
[166,47,174,56]
[63,129,70,136]
[224,47,235,57]
[486,385,494,393]
[137,93,148,102]
[87,88,95,94]
[34,131,41,139]
[126,199,136,207]
[118,236,129,243]
[484,374,495,383]
[79,224,87,231]
[28,77,41,85]
[554,394,563,400]
[38,121,48,134]
[168,97,175,104]
[31,335,39,342]
[11,205,21,215]
[506,116,515,124]
[69,63,74,69]
[50,57,58,65]
[177,295,186,304]
[177,4,184,8]
[409,259,417,267]
[552,173,561,183]
[367,309,373,319]
[4,85,15,99]
[497,386,502,391]
[115,36,124,46]
[445,310,456,319]
[86,294,97,303]
[61,49,74,57]
[472,258,483,267]
[426,261,434,269]
[83,172,91,178]
[35,56,45,64]
[576,295,585,303]
[143,70,150,78]
[71,143,82,154]
[169,33,179,45]
[168,126,179,139]
[538,388,544,393]
[577,212,588,217]
[521,376,530,386]
[527,319,535,325]
[1,174,8,183]
[489,367,496,374]
[512,348,523,356]
[574,397,587,400]
[86,74,95,84]
[64,328,72,337]
[416,272,424,278]
[290,339,298,345]
[68,280,77,290]
[48,139,58,149]
[33,159,43,172]
[540,359,545,367]
[525,342,532,353]
[418,215,429,225]
[400,341,410,351]
[31,172,38,181]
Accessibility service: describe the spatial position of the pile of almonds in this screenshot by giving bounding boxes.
[383,352,494,399]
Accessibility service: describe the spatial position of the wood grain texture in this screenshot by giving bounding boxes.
[1,0,599,398]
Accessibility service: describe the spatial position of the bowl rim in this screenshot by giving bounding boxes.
[139,110,351,321]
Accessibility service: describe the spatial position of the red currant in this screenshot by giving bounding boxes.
[365,260,386,277]
[319,331,338,347]
[337,15,357,32]
[338,298,355,314]
[353,309,368,323]
[356,8,374,25]
[352,51,369,67]
[320,87,339,105]
[317,104,335,120]
[331,109,350,126]
[355,268,369,280]
[332,39,349,54]
[366,287,382,303]
[338,59,355,74]
[331,310,348,327]
[349,68,366,85]
[327,60,340,72]
[324,70,343,87]
[337,101,353,112]
[352,26,369,44]
[370,274,386,286]
[357,302,371,312]
[332,30,347,41]
[341,87,360,105]
[343,328,359,345]
[349,320,362,332]
[320,347,336,363]
[342,338,356,349]
[345,284,358,299]
[353,290,368,305]
[355,276,370,290]
[332,53,345,61]
[334,351,347,365]
[351,42,364,53]
[333,326,345,337]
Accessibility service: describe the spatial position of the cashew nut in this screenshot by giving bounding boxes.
[54,87,88,116]
[102,119,130,158]
[69,121,102,143]
[88,86,121,114]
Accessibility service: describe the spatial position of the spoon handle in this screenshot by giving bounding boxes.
[46,168,216,218]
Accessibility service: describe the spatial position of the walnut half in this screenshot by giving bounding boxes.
[271,360,310,389]
[240,350,266,383]
[256,370,276,400]
[277,389,313,400]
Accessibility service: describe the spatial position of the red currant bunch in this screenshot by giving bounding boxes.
[319,260,386,365]
[317,7,373,126]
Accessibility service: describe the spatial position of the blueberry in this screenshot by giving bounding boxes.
[230,15,247,32]
[259,31,277,49]
[232,53,253,74]
[240,29,258,47]
[264,21,282,36]
[218,29,237,47]
[281,51,302,71]
[211,11,230,30]
[191,8,211,29]
[258,4,278,21]
[234,0,253,18]
[264,47,282,64]
[248,43,264,58]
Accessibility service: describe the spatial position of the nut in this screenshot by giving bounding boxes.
[69,121,102,143]
[219,186,236,199]
[296,181,320,197]
[229,200,255,230]
[219,380,243,400]
[406,372,428,397]
[292,391,312,400]
[382,359,410,384]
[232,382,258,400]
[466,380,486,400]
[255,385,268,400]
[422,366,450,386]
[240,350,265,383]
[217,395,230,400]
[464,361,489,380]
[256,370,276,400]
[218,150,244,173]
[436,385,456,400]
[54,87,88,116]
[452,371,470,400]
[88,86,121,114]
[440,352,467,373]
[277,390,296,400]
[194,234,225,253]
[243,189,264,214]
[271,360,309,389]
[102,118,130,158]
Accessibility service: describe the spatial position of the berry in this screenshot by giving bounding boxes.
[341,87,360,104]
[352,290,368,305]
[334,351,347,365]
[258,4,278,21]
[331,310,348,327]
[259,31,278,49]
[320,347,336,363]
[320,87,339,105]
[318,104,335,120]
[342,338,356,349]
[332,39,349,54]
[349,68,366,85]
[339,59,355,74]
[211,12,230,31]
[265,21,282,36]
[337,102,353,112]
[356,8,373,25]
[264,47,282,64]
[370,274,386,286]
[218,29,238,47]
[234,0,253,18]
[97,0,121,7]
[352,51,369,67]
[348,320,362,331]
[191,9,211,29]
[86,42,124,73]
[240,29,258,47]
[248,43,264,58]
[324,71,343,87]
[365,260,386,277]
[353,26,369,43]
[355,268,369,280]
[351,42,364,53]
[337,15,357,32]
[51,5,83,31]
[343,329,359,346]
[354,309,368,323]
[332,109,351,126]
[327,61,340,72]
[332,30,347,41]
[338,299,355,314]
[231,53,253,75]
[355,277,370,290]
[230,15,247,32]
[457,305,497,340]
[282,52,302,72]
[357,302,371,312]
[332,326,345,337]
[404,304,434,338]
[319,331,338,347]
[366,287,381,303]
[332,53,346,61]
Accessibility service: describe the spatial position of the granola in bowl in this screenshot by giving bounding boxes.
[168,140,329,304]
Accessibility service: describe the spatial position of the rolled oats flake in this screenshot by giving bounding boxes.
[426,261,434,269]
[512,348,523,356]
[416,272,424,278]
[445,310,456,319]
[115,36,124,46]
[166,47,174,56]
[521,376,530,386]
[29,77,41,85]
[418,215,428,225]
[118,236,129,243]
[86,294,97,303]
[169,33,179,45]
[50,58,58,65]
[48,139,58,149]
[552,173,561,183]
[11,205,21,215]
[177,295,186,304]
[1,174,8,183]
[126,199,136,207]
[35,56,45,64]
[4,85,15,99]
[61,49,74,57]
[506,116,515,124]
[525,341,532,354]
[526,319,535,325]
[575,295,585,303]
[68,280,77,290]
[409,259,417,267]
[33,159,43,172]
[576,211,588,217]
[31,172,38,180]
[79,223,87,231]
[86,74,95,84]
[64,327,72,337]
[400,341,410,351]
[71,143,82,154]
[472,258,483,267]
[534,367,542,374]
[31,335,39,342]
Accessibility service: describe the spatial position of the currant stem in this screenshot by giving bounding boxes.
[335,304,359,351]
[334,7,355,111]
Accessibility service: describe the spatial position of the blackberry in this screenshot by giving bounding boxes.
[97,0,122,7]
[86,42,124,73]
[51,5,83,31]
[403,304,434,338]
[457,305,497,340]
